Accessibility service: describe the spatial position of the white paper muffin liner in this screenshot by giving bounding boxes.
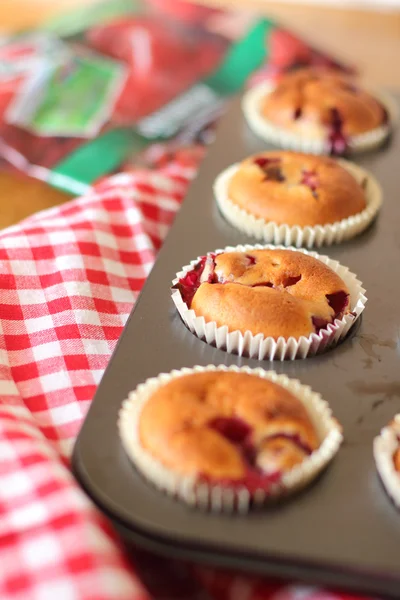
[242,81,397,155]
[373,415,400,508]
[171,243,366,361]
[214,159,382,248]
[119,364,343,513]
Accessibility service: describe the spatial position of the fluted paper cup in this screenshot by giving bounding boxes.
[119,364,343,512]
[171,244,366,361]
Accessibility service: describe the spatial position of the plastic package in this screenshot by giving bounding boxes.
[0,2,270,194]
[0,1,352,196]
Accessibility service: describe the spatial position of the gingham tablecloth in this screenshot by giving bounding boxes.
[0,158,374,600]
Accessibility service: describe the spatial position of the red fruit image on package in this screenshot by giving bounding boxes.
[87,16,228,124]
[146,0,222,24]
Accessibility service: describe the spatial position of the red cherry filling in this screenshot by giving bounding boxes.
[174,255,216,306]
[254,157,285,182]
[208,416,257,471]
[205,416,280,492]
[326,290,349,317]
[312,290,349,333]
[245,254,256,266]
[208,416,252,443]
[328,107,348,155]
[204,417,313,493]
[300,170,319,198]
[253,157,280,168]
[294,106,302,120]
[263,165,285,182]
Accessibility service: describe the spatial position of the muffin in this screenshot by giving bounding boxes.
[171,244,366,360]
[119,365,343,511]
[214,151,382,247]
[374,415,400,508]
[243,68,394,155]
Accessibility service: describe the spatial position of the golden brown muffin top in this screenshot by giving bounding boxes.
[139,371,319,486]
[261,68,387,153]
[394,448,400,473]
[227,151,366,227]
[175,249,350,340]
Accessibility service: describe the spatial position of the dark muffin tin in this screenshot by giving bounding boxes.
[73,95,400,598]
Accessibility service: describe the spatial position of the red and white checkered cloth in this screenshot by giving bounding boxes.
[0,159,374,600]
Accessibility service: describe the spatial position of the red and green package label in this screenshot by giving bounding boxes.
[6,52,127,138]
[0,0,353,197]
[0,5,273,195]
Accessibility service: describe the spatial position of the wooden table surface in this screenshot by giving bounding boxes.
[0,0,398,229]
[203,0,400,90]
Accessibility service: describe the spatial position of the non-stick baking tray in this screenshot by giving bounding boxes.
[73,95,400,598]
